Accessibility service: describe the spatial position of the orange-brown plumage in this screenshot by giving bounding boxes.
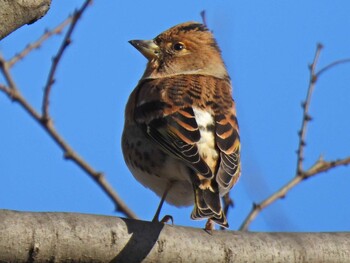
[122,22,240,228]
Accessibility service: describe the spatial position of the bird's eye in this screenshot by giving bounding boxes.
[173,42,185,51]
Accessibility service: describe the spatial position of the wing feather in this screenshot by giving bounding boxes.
[133,75,240,192]
[215,111,241,191]
[146,108,212,178]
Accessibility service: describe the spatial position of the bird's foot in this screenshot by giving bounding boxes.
[160,215,174,225]
[204,219,215,234]
[152,215,174,225]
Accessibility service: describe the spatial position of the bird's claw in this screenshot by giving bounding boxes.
[153,215,174,225]
[160,215,174,225]
[204,219,215,234]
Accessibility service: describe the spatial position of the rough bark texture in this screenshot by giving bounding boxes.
[0,0,51,40]
[0,210,350,262]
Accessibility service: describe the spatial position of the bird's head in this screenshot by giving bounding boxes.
[129,22,228,79]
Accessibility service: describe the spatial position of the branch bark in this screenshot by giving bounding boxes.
[1,210,349,263]
[0,0,51,40]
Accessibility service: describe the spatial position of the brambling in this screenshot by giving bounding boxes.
[122,22,240,229]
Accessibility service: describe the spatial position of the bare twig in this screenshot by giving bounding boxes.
[0,54,17,91]
[296,43,323,175]
[0,0,138,220]
[8,17,72,68]
[304,156,350,176]
[200,10,208,27]
[220,193,234,230]
[239,156,350,231]
[0,84,9,93]
[0,63,137,219]
[239,44,350,231]
[222,193,234,218]
[42,0,92,121]
[316,58,350,79]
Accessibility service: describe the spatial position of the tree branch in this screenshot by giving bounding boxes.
[200,10,208,27]
[0,210,349,262]
[296,43,323,175]
[8,17,72,68]
[239,155,350,231]
[220,193,234,230]
[0,61,137,219]
[42,0,91,121]
[0,0,51,40]
[0,1,137,220]
[316,58,350,79]
[239,44,350,231]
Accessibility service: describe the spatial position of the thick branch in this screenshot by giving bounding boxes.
[0,210,349,263]
[0,0,51,40]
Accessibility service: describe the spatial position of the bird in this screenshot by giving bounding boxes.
[122,21,240,230]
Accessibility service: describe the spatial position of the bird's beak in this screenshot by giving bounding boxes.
[129,40,160,60]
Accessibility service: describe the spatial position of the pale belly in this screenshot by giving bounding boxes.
[122,126,194,207]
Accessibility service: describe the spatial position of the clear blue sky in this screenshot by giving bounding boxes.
[1,1,350,231]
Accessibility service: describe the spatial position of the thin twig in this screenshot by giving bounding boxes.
[239,44,350,231]
[220,193,234,230]
[0,63,137,219]
[8,18,72,68]
[222,193,234,218]
[316,58,350,79]
[304,156,350,176]
[239,156,350,231]
[200,10,208,27]
[0,54,18,91]
[0,0,138,220]
[296,43,323,175]
[0,84,9,93]
[42,0,91,121]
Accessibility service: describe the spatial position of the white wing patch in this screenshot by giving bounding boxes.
[193,107,218,173]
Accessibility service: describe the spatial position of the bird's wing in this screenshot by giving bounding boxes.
[215,76,241,192]
[215,108,241,190]
[134,77,213,179]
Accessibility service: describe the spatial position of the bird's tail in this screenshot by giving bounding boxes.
[191,186,228,228]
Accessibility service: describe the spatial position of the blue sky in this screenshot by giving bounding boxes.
[1,1,350,231]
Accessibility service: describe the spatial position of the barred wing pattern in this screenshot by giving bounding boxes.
[133,74,240,227]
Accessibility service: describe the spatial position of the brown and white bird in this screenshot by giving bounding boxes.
[122,22,240,229]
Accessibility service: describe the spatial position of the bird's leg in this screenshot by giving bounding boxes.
[205,219,215,232]
[152,182,173,223]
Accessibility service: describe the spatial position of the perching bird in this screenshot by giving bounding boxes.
[122,21,240,229]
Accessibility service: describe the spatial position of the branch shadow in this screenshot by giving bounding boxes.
[111,218,164,263]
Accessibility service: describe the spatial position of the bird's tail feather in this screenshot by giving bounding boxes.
[191,187,228,228]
